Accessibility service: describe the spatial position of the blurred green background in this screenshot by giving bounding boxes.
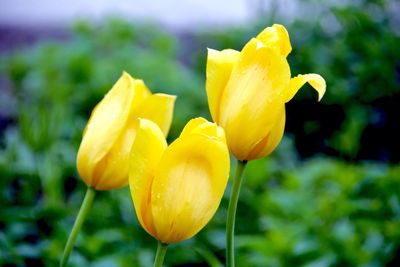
[1,0,400,266]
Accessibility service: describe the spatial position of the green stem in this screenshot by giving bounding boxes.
[226,160,247,267]
[153,241,168,267]
[60,187,96,267]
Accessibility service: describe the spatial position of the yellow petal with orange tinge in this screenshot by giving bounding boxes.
[206,48,240,123]
[219,38,290,160]
[150,120,230,244]
[129,119,167,238]
[285,73,326,103]
[77,72,135,187]
[247,107,286,160]
[135,93,176,137]
[256,24,292,57]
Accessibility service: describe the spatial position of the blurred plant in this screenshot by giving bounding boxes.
[0,0,399,265]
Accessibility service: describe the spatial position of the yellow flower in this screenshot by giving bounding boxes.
[206,24,326,161]
[77,72,176,190]
[129,117,230,244]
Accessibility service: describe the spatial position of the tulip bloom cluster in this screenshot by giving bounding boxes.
[62,24,326,267]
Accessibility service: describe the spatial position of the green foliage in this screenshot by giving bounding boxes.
[1,0,399,266]
[234,152,400,267]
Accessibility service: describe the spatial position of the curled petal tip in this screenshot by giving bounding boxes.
[316,80,326,102]
[286,73,326,103]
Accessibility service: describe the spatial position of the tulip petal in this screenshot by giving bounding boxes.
[179,117,208,137]
[206,48,240,123]
[91,123,137,190]
[135,93,176,137]
[131,78,152,109]
[247,106,286,160]
[285,73,326,103]
[77,72,135,187]
[256,24,292,57]
[129,119,167,238]
[219,38,291,160]
[150,119,229,243]
[96,82,167,189]
[179,117,225,141]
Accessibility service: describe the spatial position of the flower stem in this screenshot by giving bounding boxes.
[60,187,96,267]
[226,159,247,267]
[153,241,168,267]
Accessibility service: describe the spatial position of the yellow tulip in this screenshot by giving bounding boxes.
[129,117,230,244]
[206,24,326,161]
[77,71,176,190]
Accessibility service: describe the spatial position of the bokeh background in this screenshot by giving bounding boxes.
[1,0,400,266]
